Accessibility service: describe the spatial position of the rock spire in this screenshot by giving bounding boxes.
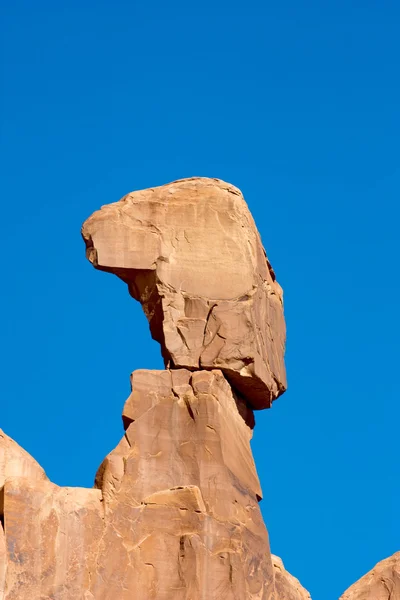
[0,178,313,600]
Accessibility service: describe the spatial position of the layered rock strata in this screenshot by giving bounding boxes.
[0,178,313,599]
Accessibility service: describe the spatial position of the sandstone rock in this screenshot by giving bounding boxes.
[81,177,287,409]
[0,429,48,487]
[0,374,313,600]
[272,555,311,599]
[0,431,103,600]
[1,370,278,599]
[340,552,400,600]
[92,369,274,599]
[3,478,103,600]
[0,177,305,599]
[0,430,49,598]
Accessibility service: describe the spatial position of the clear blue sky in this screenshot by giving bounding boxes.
[1,1,399,598]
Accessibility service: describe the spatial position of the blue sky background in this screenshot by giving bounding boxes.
[1,1,399,598]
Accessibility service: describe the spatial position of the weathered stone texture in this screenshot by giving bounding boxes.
[0,431,103,600]
[81,177,287,410]
[271,555,311,600]
[340,552,400,600]
[0,177,314,599]
[1,371,279,599]
[92,369,274,599]
[0,429,47,486]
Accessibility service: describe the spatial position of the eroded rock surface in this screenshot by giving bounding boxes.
[81,177,286,409]
[271,556,311,600]
[340,552,400,600]
[1,371,279,599]
[0,431,103,599]
[0,178,309,599]
[92,369,274,599]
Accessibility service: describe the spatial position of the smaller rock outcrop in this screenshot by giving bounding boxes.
[340,552,400,599]
[272,555,311,600]
[0,429,47,486]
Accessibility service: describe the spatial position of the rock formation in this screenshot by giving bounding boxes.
[340,552,400,600]
[81,178,286,410]
[0,177,311,599]
[271,556,311,600]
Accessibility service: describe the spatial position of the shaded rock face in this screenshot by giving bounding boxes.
[0,178,313,599]
[340,553,400,600]
[81,177,287,410]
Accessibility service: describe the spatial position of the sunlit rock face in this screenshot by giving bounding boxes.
[0,178,312,600]
[340,553,400,600]
[271,555,311,600]
[81,177,287,410]
[92,369,275,599]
